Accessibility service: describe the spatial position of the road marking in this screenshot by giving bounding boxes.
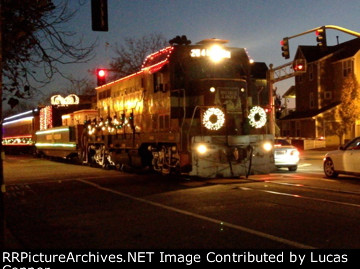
[76,178,316,249]
[244,185,360,208]
[298,163,312,167]
[265,180,360,196]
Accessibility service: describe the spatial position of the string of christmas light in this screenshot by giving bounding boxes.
[39,106,53,130]
[86,115,134,135]
[96,47,175,89]
[141,46,174,69]
[2,136,33,146]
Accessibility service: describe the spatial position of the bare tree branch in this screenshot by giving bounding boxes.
[109,33,168,79]
[2,0,97,107]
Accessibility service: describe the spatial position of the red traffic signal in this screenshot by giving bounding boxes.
[96,68,107,86]
[292,59,306,73]
[294,64,304,71]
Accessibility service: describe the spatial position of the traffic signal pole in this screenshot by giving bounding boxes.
[283,25,360,49]
[267,62,298,135]
[315,25,360,38]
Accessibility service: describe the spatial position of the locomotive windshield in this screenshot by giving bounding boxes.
[171,44,251,136]
[188,58,244,80]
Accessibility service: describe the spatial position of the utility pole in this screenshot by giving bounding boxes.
[0,0,5,248]
[267,64,275,135]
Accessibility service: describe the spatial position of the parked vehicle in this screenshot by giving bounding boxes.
[274,139,300,171]
[323,136,360,178]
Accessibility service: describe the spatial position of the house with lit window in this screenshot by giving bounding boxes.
[279,37,360,146]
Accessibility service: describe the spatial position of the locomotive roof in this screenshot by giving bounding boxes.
[96,40,252,89]
[196,38,229,44]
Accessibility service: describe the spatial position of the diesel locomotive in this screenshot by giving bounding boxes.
[79,38,275,177]
[6,38,275,178]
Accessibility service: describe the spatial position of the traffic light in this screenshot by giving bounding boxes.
[281,38,290,59]
[294,64,304,71]
[316,27,327,47]
[96,68,107,86]
[293,59,306,73]
[91,0,108,31]
[293,63,304,72]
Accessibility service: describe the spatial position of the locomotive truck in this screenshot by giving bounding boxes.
[35,38,275,178]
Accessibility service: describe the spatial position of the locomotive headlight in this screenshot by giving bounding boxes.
[262,141,273,152]
[209,45,223,63]
[208,45,231,63]
[196,144,208,154]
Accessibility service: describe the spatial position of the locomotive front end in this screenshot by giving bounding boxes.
[176,39,275,177]
[191,135,274,178]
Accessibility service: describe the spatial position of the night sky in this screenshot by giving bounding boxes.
[45,0,360,107]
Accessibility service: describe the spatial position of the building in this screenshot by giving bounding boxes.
[279,37,360,146]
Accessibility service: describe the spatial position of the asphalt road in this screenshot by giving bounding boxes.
[3,152,360,249]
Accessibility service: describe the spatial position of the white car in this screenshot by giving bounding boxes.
[274,139,300,171]
[323,136,360,178]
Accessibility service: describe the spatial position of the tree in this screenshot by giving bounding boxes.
[109,33,168,79]
[337,74,360,144]
[63,77,96,96]
[1,0,96,107]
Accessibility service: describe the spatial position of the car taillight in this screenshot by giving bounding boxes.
[291,150,300,156]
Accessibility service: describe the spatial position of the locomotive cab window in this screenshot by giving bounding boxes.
[153,72,164,92]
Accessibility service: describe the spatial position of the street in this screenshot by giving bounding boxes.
[3,150,360,249]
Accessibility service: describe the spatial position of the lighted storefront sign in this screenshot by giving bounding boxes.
[50,94,80,106]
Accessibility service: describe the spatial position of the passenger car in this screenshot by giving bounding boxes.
[323,136,360,178]
[274,139,300,171]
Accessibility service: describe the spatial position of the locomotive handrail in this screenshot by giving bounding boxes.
[187,105,202,152]
[172,88,186,151]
